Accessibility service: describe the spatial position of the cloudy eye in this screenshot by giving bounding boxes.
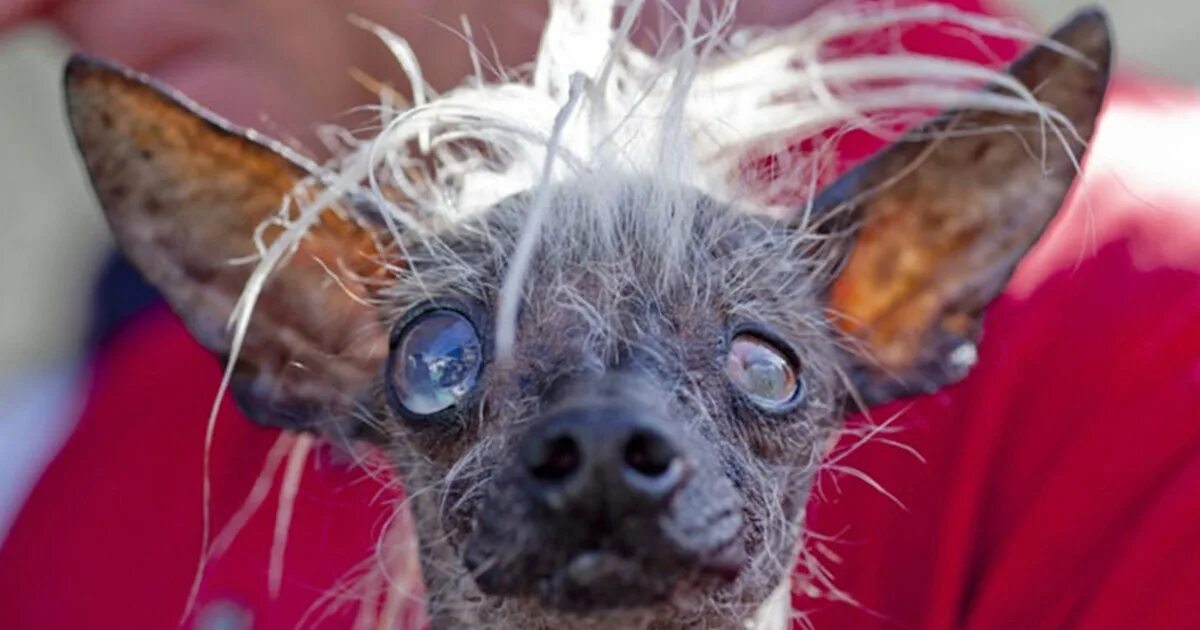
[725,332,800,408]
[388,309,483,418]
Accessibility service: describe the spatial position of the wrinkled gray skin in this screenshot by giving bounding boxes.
[373,181,842,628]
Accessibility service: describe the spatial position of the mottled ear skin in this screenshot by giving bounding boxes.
[812,8,1113,406]
[64,55,389,431]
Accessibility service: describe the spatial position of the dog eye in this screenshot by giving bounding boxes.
[725,333,798,407]
[389,309,483,416]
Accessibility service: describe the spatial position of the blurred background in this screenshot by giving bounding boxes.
[0,0,1196,539]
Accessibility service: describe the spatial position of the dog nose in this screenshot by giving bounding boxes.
[520,408,687,512]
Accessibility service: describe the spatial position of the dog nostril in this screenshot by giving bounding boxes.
[623,430,677,478]
[529,434,582,481]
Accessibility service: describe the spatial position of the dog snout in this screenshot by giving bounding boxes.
[519,407,689,515]
[463,380,746,609]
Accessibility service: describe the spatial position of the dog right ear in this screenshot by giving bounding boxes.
[65,55,392,431]
[808,9,1112,405]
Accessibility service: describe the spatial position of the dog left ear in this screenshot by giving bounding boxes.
[811,9,1112,405]
[65,56,391,432]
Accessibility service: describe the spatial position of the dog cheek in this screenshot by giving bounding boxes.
[462,469,547,594]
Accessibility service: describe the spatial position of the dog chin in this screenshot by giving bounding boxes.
[456,599,732,630]
[531,551,744,612]
[441,571,760,630]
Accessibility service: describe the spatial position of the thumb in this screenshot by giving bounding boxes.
[0,0,58,32]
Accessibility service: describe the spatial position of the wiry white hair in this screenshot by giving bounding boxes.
[228,0,1063,357]
[198,0,1072,625]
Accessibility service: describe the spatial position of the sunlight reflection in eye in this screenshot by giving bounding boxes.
[396,311,482,415]
[725,333,798,406]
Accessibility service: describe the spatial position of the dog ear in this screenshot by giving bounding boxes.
[65,55,390,431]
[811,9,1112,405]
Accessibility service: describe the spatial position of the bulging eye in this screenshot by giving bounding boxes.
[389,309,483,417]
[725,332,799,408]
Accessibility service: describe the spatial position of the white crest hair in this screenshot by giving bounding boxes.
[198,0,1075,623]
[227,0,1066,357]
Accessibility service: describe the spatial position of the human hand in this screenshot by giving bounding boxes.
[2,0,551,147]
[1,0,817,149]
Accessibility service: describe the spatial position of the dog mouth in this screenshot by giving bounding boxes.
[536,551,669,610]
[525,534,746,612]
[461,476,750,612]
[464,512,747,612]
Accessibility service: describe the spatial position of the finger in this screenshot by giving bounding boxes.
[51,0,221,71]
[0,0,58,31]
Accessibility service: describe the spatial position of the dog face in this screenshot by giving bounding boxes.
[374,183,840,625]
[64,8,1110,628]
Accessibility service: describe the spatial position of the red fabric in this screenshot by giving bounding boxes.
[795,81,1200,629]
[0,304,399,628]
[4,3,1200,628]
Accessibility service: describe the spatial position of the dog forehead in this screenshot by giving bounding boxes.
[389,176,812,359]
[456,180,793,281]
